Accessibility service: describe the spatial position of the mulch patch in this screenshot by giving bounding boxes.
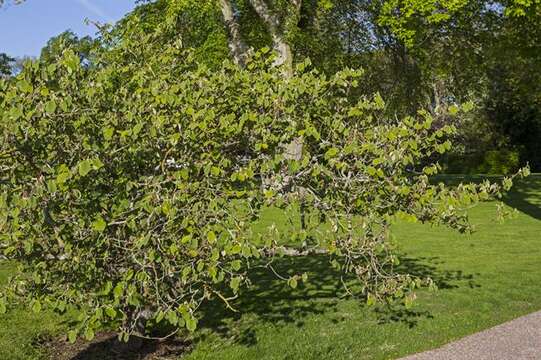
[42,332,191,360]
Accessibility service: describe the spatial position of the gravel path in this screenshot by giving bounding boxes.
[401,311,541,360]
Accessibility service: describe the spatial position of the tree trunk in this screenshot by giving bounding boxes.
[248,0,302,77]
[219,0,248,66]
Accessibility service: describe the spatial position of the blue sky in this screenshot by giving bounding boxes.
[0,0,136,57]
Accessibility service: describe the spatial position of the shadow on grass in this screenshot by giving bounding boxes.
[503,175,541,220]
[196,253,478,345]
[45,174,541,358]
[58,253,476,358]
[399,256,479,290]
[374,256,480,328]
[432,174,541,220]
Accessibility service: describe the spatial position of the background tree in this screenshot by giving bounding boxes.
[39,30,97,66]
[0,53,15,78]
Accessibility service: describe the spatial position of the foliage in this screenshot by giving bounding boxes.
[118,0,230,69]
[0,0,536,345]
[0,53,15,77]
[1,175,541,359]
[0,28,529,342]
[483,5,541,170]
[78,0,541,146]
[39,31,97,66]
[442,150,521,175]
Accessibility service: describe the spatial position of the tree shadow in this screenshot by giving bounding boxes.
[53,230,484,359]
[195,253,478,345]
[374,306,434,329]
[503,175,541,220]
[398,256,479,290]
[55,253,476,358]
[432,174,541,220]
[196,254,350,342]
[372,256,480,328]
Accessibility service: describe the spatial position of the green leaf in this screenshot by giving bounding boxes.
[92,217,107,233]
[45,100,57,114]
[502,177,513,191]
[366,294,376,307]
[84,328,95,341]
[103,127,115,140]
[47,180,57,193]
[92,158,104,170]
[155,311,165,324]
[56,170,71,185]
[63,50,80,73]
[113,283,124,299]
[105,307,117,319]
[229,277,241,293]
[165,310,178,326]
[288,277,298,289]
[10,107,23,120]
[231,260,242,271]
[324,147,339,160]
[207,231,217,244]
[230,244,241,255]
[186,316,198,332]
[78,160,92,177]
[68,330,77,344]
[196,261,205,272]
[31,300,42,313]
[181,234,192,244]
[17,80,33,93]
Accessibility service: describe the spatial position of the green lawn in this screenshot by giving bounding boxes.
[1,175,540,359]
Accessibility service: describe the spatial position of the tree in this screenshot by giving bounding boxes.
[0,0,534,345]
[484,6,541,170]
[0,0,23,5]
[0,53,14,78]
[0,23,529,343]
[39,30,96,66]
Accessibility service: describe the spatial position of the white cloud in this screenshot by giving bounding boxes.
[76,0,114,23]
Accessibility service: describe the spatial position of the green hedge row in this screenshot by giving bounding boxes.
[442,149,520,175]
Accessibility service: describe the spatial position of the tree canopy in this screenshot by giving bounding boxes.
[0,0,535,344]
[0,53,14,77]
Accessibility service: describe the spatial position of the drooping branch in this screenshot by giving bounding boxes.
[219,0,249,66]
[261,246,328,257]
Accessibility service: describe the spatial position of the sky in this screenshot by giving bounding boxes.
[0,0,136,57]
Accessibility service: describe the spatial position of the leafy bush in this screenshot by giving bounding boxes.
[0,39,528,342]
[442,149,521,175]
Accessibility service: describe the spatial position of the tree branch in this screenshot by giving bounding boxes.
[219,0,249,66]
[261,246,328,257]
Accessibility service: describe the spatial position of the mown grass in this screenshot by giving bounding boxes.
[1,175,540,359]
[0,262,64,359]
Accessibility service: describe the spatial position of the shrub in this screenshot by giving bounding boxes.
[442,149,521,175]
[0,41,528,342]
